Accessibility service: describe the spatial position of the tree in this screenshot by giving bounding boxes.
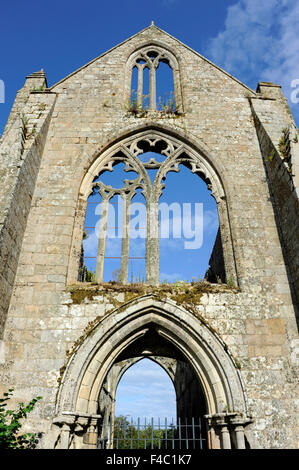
[0,388,42,449]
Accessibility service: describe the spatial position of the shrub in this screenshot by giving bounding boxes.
[0,388,42,449]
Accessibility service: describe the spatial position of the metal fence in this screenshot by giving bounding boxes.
[98,417,206,450]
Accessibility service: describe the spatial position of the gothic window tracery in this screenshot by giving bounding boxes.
[77,132,232,286]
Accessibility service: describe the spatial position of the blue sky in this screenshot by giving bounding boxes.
[83,163,219,283]
[1,0,299,421]
[1,0,298,135]
[115,359,177,422]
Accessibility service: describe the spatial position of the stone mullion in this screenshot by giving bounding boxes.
[120,194,131,284]
[146,194,159,285]
[137,64,144,108]
[95,196,110,283]
[149,64,156,111]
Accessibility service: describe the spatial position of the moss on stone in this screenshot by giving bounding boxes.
[234,358,242,370]
[57,281,241,395]
[69,286,103,304]
[68,280,239,305]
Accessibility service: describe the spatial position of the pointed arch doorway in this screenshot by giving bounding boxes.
[114,358,177,421]
[97,326,208,449]
[53,297,251,449]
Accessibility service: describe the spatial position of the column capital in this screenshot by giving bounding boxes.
[204,411,252,426]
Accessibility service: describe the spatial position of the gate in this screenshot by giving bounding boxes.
[98,417,206,450]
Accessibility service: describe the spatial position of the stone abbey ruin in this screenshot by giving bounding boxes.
[0,24,298,449]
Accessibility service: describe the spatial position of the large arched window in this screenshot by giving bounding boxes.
[70,129,237,286]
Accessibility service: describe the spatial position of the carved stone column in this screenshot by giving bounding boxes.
[52,414,76,449]
[234,424,246,449]
[72,417,89,449]
[220,424,231,449]
[120,193,131,284]
[230,414,251,449]
[60,422,71,449]
[146,199,159,285]
[149,64,156,111]
[137,64,145,108]
[53,412,102,449]
[83,417,99,448]
[205,412,252,449]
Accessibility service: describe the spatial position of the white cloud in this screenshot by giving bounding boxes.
[206,0,299,123]
[83,230,98,256]
[207,0,280,78]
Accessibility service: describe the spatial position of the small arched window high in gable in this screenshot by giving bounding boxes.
[127,45,183,114]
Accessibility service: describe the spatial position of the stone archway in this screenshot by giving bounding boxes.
[67,124,238,287]
[96,336,208,449]
[52,296,251,449]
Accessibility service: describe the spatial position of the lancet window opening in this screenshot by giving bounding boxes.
[78,131,233,286]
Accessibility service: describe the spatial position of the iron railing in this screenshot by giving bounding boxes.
[98,417,206,450]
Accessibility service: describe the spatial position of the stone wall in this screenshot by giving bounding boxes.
[0,91,56,338]
[1,284,297,448]
[250,90,299,324]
